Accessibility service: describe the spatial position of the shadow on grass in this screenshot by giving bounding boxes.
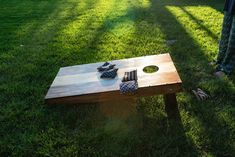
[134,96,199,156]
[1,0,235,156]
[158,0,224,12]
[128,0,235,156]
[180,7,219,41]
[149,0,235,156]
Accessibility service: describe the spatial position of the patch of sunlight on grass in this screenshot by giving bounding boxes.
[57,0,163,60]
[60,0,117,43]
[166,6,223,60]
[3,0,235,156]
[182,110,214,155]
[182,7,223,38]
[95,19,136,58]
[16,2,84,46]
[139,0,151,8]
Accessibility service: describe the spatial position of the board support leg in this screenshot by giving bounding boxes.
[164,93,179,119]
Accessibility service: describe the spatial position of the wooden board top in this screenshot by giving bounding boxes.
[45,53,182,104]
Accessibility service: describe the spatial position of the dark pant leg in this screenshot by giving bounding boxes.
[217,12,233,64]
[220,15,235,74]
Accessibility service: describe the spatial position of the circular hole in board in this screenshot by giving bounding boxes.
[143,65,159,73]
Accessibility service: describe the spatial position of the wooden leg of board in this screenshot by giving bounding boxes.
[164,93,179,119]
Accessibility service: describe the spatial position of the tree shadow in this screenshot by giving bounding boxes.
[158,0,224,13]
[1,0,235,156]
[30,0,235,156]
[134,96,199,156]
[0,0,116,155]
[179,7,219,41]
[123,0,235,156]
[142,0,235,156]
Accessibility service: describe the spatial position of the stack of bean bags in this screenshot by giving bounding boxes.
[120,70,138,94]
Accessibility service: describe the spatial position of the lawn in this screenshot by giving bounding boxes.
[1,0,235,156]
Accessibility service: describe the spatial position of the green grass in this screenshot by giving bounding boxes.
[1,0,235,156]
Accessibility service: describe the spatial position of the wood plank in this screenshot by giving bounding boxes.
[48,61,176,91]
[45,53,182,105]
[45,83,181,105]
[57,53,172,76]
[46,72,181,99]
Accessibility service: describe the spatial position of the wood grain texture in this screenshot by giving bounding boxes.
[45,53,182,105]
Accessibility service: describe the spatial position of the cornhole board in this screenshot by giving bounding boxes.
[45,53,182,109]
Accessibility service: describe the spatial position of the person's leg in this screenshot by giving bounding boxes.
[219,15,235,75]
[216,12,233,64]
